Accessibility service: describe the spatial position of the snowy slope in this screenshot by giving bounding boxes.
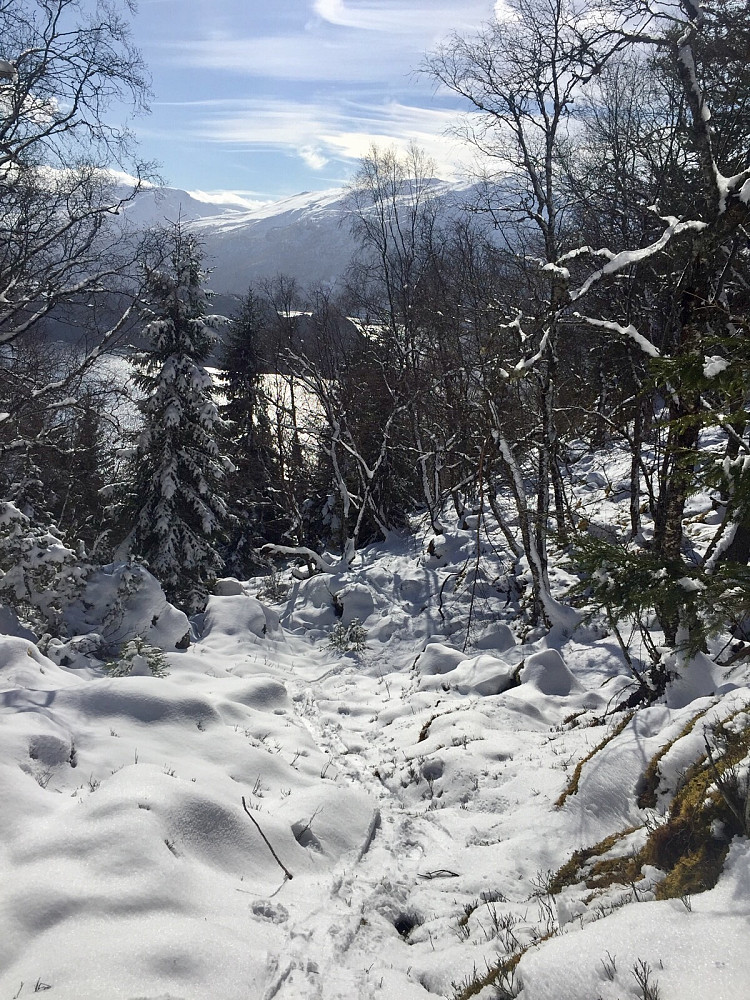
[2,444,750,1000]
[116,184,355,293]
[118,180,476,294]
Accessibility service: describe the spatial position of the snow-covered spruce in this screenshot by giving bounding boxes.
[116,223,230,612]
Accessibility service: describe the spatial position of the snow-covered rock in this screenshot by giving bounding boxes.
[519,648,583,697]
[202,594,284,643]
[451,652,518,696]
[416,641,464,675]
[214,577,247,596]
[474,623,516,653]
[336,583,375,625]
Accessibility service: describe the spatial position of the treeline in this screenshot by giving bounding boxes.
[1,0,749,684]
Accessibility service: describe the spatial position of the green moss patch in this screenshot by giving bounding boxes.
[549,827,640,895]
[637,705,712,809]
[552,706,750,906]
[645,706,750,899]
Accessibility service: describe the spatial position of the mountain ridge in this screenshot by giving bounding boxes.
[119,178,478,295]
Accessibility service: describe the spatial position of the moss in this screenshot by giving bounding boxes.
[457,899,479,928]
[586,854,643,891]
[418,713,438,743]
[452,949,525,1000]
[552,705,750,909]
[563,710,587,728]
[552,706,750,906]
[548,827,639,895]
[643,705,750,899]
[653,828,730,898]
[555,711,635,809]
[637,705,712,809]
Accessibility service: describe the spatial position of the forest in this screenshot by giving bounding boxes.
[2,0,749,672]
[1,2,750,997]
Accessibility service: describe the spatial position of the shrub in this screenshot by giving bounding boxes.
[328,618,367,652]
[104,637,169,677]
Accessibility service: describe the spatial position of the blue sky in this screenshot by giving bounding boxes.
[128,0,499,203]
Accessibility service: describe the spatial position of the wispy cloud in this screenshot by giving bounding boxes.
[156,35,413,82]
[312,0,496,35]
[130,0,497,196]
[150,0,496,82]
[168,95,475,179]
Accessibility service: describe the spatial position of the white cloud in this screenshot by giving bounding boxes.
[312,0,495,34]
[298,145,329,170]
[178,95,476,179]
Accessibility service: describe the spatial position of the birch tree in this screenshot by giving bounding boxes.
[0,0,151,505]
[429,0,750,645]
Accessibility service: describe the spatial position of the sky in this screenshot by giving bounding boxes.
[127,0,502,205]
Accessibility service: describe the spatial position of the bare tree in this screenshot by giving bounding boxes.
[345,144,450,531]
[428,0,750,644]
[426,0,606,624]
[0,0,152,494]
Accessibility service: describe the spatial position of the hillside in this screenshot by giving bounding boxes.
[118,179,476,294]
[1,441,748,1000]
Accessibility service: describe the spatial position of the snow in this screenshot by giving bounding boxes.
[703,355,729,378]
[573,312,661,358]
[2,458,750,999]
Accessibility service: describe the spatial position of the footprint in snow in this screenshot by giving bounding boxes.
[251,900,290,923]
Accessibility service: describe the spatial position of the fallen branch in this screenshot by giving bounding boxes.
[241,796,294,881]
[260,543,337,577]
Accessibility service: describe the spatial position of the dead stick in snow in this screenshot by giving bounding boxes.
[418,869,460,879]
[241,796,294,880]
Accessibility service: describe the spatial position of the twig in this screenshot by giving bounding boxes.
[241,796,294,880]
[418,869,460,879]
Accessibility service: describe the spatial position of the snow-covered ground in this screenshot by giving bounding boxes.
[1,446,749,1000]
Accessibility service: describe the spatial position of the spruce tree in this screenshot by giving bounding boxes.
[122,223,229,612]
[220,289,280,575]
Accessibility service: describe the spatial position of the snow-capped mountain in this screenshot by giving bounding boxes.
[119,185,358,294]
[119,180,476,295]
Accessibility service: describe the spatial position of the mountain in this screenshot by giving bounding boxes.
[119,179,477,296]
[119,185,359,295]
[40,178,478,345]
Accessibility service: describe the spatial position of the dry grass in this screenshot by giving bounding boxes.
[555,711,635,809]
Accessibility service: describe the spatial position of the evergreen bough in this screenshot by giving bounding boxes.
[328,618,368,653]
[104,637,169,677]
